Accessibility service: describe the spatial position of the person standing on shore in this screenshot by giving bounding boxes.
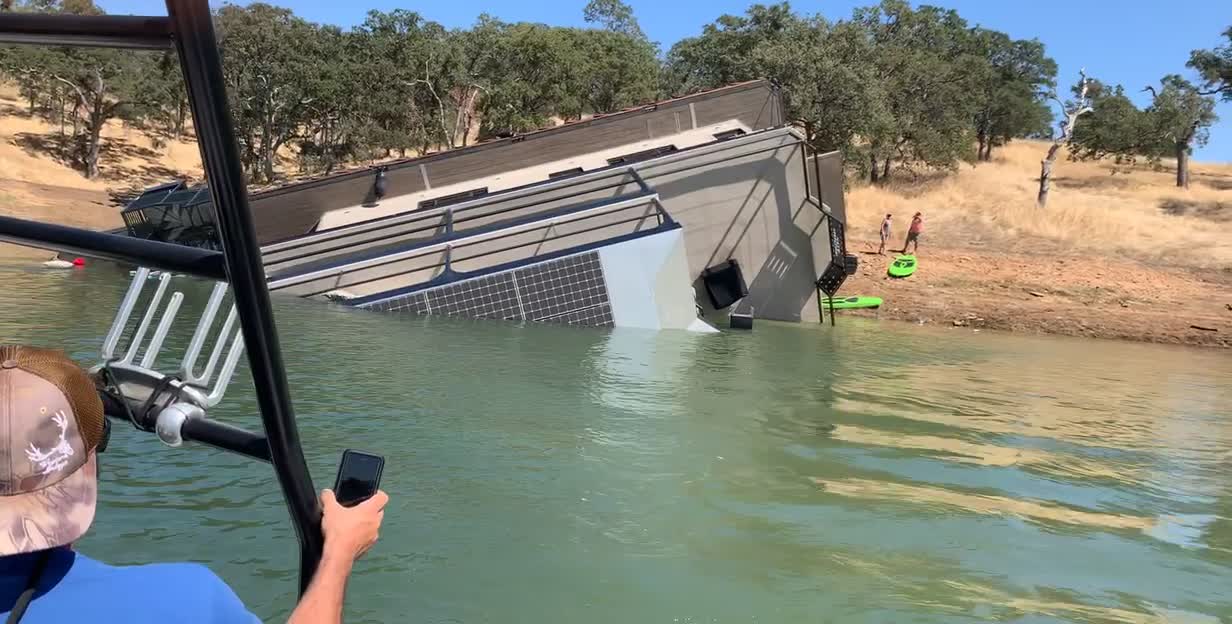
[904,212,923,254]
[878,214,892,255]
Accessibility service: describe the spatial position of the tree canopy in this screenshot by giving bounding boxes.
[1068,75,1217,188]
[1,0,660,183]
[662,1,1058,181]
[0,0,1224,189]
[1189,26,1232,101]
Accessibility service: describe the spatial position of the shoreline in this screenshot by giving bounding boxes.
[833,239,1231,349]
[4,240,1229,348]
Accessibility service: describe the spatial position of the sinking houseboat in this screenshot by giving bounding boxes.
[119,80,855,331]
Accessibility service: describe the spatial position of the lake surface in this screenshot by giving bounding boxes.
[3,262,1230,623]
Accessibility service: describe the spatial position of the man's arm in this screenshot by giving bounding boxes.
[286,489,388,624]
[285,553,353,624]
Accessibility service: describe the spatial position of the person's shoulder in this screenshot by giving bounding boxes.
[71,555,261,623]
[136,562,260,619]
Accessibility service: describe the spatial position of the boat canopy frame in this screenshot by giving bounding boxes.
[0,0,324,595]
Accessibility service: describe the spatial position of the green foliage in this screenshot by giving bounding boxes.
[1068,75,1217,186]
[662,0,1057,181]
[1145,75,1218,153]
[662,3,799,95]
[971,30,1056,160]
[4,0,1215,189]
[1189,26,1232,101]
[216,2,332,183]
[583,0,644,39]
[1067,80,1152,164]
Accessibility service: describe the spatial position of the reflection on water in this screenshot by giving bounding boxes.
[1,261,1230,623]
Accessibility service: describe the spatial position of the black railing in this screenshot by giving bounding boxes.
[0,0,323,596]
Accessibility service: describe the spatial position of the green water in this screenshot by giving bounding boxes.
[4,262,1231,623]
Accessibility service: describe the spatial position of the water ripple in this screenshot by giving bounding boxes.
[1,264,1229,622]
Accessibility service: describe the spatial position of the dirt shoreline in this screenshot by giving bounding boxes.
[834,238,1232,349]
[5,229,1228,348]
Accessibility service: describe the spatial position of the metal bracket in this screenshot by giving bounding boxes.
[90,268,244,414]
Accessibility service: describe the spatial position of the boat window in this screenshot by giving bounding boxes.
[418,187,489,210]
[713,129,747,141]
[548,167,585,179]
[606,145,678,166]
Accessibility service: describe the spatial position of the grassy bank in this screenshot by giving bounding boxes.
[841,141,1231,348]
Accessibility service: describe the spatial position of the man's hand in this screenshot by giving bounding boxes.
[320,488,388,562]
[286,489,389,624]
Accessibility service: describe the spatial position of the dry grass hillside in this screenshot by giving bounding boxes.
[846,140,1232,269]
[0,83,204,258]
[841,140,1232,348]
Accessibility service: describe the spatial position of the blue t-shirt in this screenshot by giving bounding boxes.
[1,548,262,623]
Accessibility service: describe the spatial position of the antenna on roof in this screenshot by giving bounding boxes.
[373,168,387,200]
[362,168,387,208]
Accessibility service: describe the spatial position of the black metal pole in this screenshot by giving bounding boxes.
[816,286,824,325]
[0,215,227,281]
[165,0,322,595]
[0,13,172,49]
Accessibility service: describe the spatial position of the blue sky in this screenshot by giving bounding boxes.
[100,0,1232,162]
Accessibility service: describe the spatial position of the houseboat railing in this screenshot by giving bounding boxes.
[272,194,670,299]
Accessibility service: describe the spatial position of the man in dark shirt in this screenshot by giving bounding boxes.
[1,344,387,623]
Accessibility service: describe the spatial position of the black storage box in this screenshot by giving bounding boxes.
[700,259,748,310]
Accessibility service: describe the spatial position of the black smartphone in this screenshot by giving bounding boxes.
[333,449,385,508]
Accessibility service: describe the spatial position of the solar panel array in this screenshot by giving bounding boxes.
[363,251,614,328]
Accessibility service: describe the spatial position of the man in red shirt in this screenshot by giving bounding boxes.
[904,212,923,254]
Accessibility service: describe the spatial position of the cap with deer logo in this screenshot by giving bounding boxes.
[0,345,104,556]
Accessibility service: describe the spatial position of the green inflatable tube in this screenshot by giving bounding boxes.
[888,254,917,278]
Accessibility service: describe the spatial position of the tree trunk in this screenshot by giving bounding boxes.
[1175,141,1189,189]
[1037,148,1058,207]
[977,128,989,162]
[261,153,275,183]
[869,154,880,184]
[84,113,104,179]
[175,98,186,141]
[882,156,892,181]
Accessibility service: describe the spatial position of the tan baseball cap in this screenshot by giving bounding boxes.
[0,345,105,556]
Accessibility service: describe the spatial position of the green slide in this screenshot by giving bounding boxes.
[821,295,883,309]
[888,254,917,278]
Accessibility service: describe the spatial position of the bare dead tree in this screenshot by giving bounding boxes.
[408,75,455,150]
[1038,69,1094,207]
[450,83,486,147]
